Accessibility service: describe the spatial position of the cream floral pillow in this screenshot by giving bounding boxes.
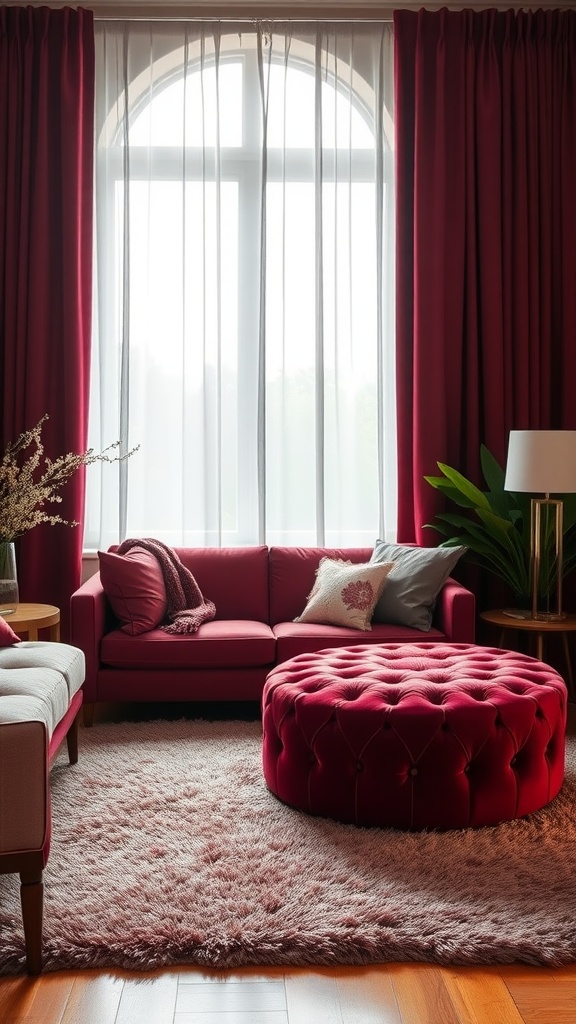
[294,558,395,631]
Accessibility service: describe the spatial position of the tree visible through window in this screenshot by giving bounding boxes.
[87,22,396,550]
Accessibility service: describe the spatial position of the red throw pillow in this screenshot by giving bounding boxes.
[98,547,168,635]
[0,615,19,646]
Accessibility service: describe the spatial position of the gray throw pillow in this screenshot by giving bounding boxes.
[370,541,467,631]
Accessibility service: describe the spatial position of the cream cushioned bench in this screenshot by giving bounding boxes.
[0,640,85,974]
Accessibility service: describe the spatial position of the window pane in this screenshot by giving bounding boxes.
[266,64,373,150]
[119,181,239,542]
[265,182,380,544]
[129,61,243,147]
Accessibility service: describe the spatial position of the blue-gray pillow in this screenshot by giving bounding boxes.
[370,541,467,631]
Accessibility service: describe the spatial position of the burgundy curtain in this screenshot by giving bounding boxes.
[395,8,576,546]
[0,6,94,637]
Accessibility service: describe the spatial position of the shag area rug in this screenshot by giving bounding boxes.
[1,717,576,974]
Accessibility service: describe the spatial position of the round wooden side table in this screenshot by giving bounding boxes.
[480,608,576,697]
[0,603,60,641]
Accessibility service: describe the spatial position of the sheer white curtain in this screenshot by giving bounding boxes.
[87,19,396,550]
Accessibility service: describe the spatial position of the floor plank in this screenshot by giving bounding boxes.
[176,967,286,984]
[174,1013,287,1024]
[0,973,75,1024]
[115,971,180,1024]
[284,969,344,1024]
[175,979,286,1014]
[336,966,402,1024]
[549,966,576,982]
[389,964,461,1024]
[442,968,526,1024]
[0,978,39,1024]
[504,978,576,1024]
[59,973,124,1024]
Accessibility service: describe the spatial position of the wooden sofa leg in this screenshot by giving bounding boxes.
[20,869,43,975]
[83,702,95,728]
[66,711,80,764]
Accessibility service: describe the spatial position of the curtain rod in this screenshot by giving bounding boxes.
[90,6,394,19]
[26,2,568,18]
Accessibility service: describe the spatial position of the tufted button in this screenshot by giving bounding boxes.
[308,752,316,764]
[510,756,517,766]
[356,761,364,773]
[464,763,471,774]
[410,767,418,777]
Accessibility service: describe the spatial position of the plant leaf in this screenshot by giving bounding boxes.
[435,463,492,510]
[423,475,480,508]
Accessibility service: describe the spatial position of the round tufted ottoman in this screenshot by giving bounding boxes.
[261,643,568,830]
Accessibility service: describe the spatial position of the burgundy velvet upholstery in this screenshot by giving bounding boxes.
[262,643,567,830]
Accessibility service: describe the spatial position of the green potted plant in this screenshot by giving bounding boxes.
[424,445,576,608]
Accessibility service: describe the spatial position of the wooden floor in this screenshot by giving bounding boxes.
[2,963,576,1024]
[2,701,575,1024]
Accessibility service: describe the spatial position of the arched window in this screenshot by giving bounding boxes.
[88,21,395,549]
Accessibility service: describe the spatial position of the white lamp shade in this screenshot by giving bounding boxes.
[504,430,576,494]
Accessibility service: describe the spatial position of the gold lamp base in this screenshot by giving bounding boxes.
[530,497,564,621]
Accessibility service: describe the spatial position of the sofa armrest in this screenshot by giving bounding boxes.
[70,572,111,704]
[433,578,476,642]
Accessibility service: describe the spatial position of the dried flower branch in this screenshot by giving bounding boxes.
[0,415,138,543]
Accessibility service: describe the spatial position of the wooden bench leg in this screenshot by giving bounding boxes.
[20,868,43,975]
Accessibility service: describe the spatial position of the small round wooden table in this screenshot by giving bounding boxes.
[480,608,576,696]
[0,603,60,641]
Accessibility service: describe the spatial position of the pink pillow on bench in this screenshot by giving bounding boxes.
[98,547,168,635]
[0,616,19,645]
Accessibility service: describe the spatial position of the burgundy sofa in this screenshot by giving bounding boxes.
[70,545,475,724]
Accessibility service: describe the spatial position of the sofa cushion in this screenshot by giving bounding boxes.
[0,616,19,645]
[269,546,373,625]
[273,620,446,663]
[0,670,71,738]
[370,540,467,631]
[295,557,394,630]
[100,619,276,670]
[99,546,168,634]
[0,642,85,702]
[0,642,85,739]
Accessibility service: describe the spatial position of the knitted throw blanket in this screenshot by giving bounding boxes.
[117,538,216,634]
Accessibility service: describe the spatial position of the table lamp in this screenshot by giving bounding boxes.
[504,430,576,621]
